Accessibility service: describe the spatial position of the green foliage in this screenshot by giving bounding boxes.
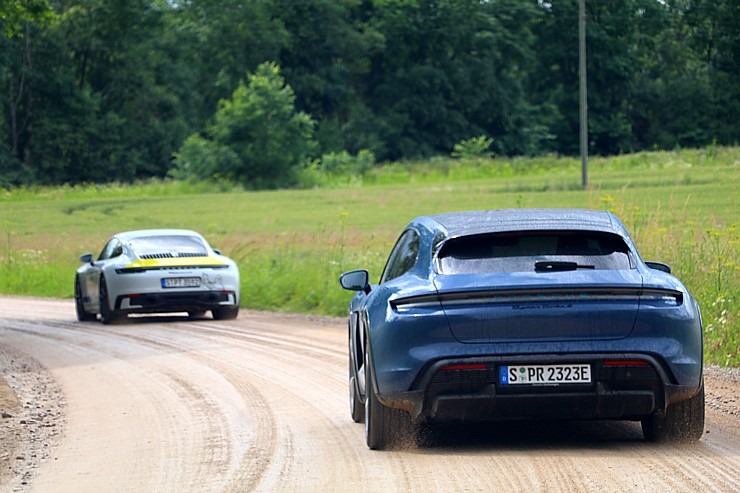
[0,0,55,36]
[0,1,739,188]
[0,144,32,187]
[362,0,542,160]
[270,0,384,156]
[317,149,375,175]
[169,134,221,181]
[173,62,316,189]
[169,0,288,125]
[1,0,193,185]
[451,136,494,160]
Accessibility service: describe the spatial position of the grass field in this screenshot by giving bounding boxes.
[0,147,737,366]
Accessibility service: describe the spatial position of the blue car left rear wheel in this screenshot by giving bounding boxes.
[364,345,414,450]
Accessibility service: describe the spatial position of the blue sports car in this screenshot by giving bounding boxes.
[340,209,704,449]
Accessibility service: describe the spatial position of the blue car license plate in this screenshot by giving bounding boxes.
[161,277,201,288]
[500,364,591,385]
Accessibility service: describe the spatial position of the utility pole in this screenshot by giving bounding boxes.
[579,0,588,189]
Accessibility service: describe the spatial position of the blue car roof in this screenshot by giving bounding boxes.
[426,209,620,238]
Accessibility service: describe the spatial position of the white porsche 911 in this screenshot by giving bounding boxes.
[75,229,240,324]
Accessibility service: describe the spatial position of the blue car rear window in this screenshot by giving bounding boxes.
[437,231,633,274]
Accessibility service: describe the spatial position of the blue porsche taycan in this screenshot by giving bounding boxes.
[340,209,704,449]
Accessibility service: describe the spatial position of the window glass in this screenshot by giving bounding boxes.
[111,242,123,258]
[437,231,632,274]
[130,235,208,258]
[98,239,122,260]
[380,229,420,283]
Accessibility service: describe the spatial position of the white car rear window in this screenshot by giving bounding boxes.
[131,235,208,259]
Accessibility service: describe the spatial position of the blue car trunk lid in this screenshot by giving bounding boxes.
[431,270,643,343]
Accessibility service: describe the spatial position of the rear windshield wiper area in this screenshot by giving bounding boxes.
[535,261,595,272]
[436,231,634,274]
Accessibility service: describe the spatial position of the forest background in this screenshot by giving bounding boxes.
[1,0,738,188]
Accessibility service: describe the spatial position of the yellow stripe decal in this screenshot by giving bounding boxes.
[126,256,227,268]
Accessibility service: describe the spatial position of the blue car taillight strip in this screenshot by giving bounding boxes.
[391,287,683,311]
[640,288,684,304]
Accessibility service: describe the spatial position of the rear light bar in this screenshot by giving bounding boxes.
[441,363,487,371]
[603,360,650,367]
[392,287,683,311]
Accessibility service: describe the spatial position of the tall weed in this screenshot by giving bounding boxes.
[590,192,738,366]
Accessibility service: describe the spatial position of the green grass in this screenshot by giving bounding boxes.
[0,147,737,366]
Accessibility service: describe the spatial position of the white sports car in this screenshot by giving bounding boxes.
[75,229,240,324]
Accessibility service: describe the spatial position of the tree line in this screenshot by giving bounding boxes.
[1,0,737,188]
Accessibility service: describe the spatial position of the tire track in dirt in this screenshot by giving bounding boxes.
[0,317,278,492]
[123,322,377,492]
[117,319,426,492]
[39,317,373,492]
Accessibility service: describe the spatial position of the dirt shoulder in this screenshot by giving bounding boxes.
[703,365,740,435]
[0,347,65,491]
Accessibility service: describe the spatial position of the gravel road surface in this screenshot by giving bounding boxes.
[0,296,738,493]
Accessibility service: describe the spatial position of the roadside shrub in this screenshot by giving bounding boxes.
[171,62,316,189]
[319,149,375,175]
[451,135,494,160]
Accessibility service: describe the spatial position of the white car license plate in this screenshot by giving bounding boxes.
[500,364,591,385]
[161,277,201,288]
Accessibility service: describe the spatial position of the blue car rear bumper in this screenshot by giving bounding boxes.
[377,353,702,422]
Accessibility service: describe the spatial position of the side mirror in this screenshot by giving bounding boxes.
[80,253,94,265]
[646,261,671,274]
[339,269,370,294]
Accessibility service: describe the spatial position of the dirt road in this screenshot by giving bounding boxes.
[0,296,738,493]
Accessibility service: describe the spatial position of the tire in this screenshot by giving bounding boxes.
[212,305,239,320]
[642,382,705,443]
[349,358,365,423]
[99,278,124,325]
[364,345,412,450]
[75,276,96,322]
